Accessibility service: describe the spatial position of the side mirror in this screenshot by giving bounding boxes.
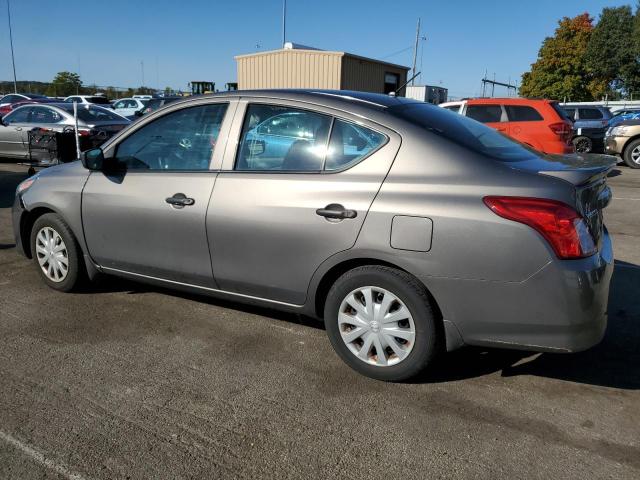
[82,148,104,170]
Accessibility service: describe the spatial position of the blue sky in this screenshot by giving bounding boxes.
[0,0,632,97]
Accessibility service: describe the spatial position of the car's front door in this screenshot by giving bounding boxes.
[0,107,32,158]
[81,101,236,286]
[207,100,400,305]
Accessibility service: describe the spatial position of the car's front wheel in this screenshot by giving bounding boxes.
[324,266,441,381]
[623,138,640,169]
[30,213,86,292]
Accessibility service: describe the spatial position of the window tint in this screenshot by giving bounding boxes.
[115,103,227,170]
[391,103,539,162]
[578,108,603,120]
[325,120,386,171]
[66,97,79,103]
[505,105,543,122]
[61,105,123,122]
[465,105,503,123]
[3,107,31,123]
[235,104,331,171]
[30,107,63,123]
[114,100,126,109]
[3,95,21,104]
[443,105,460,112]
[562,108,576,120]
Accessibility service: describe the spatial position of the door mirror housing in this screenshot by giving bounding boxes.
[82,148,104,170]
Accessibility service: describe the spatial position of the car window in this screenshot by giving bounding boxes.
[465,105,503,123]
[3,95,21,104]
[325,120,386,171]
[235,104,332,171]
[127,100,138,108]
[578,108,603,120]
[30,106,63,123]
[3,107,31,123]
[114,100,127,109]
[391,103,539,163]
[505,105,543,122]
[87,96,110,104]
[115,103,227,171]
[443,105,460,112]
[66,105,124,122]
[562,108,576,120]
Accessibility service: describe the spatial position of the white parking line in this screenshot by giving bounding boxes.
[612,197,640,201]
[0,430,89,480]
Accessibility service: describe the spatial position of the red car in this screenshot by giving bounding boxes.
[0,93,55,117]
[440,98,574,155]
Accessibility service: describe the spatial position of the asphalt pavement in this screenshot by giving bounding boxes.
[0,161,638,479]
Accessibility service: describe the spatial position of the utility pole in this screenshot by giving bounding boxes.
[7,0,18,93]
[411,18,421,85]
[282,0,287,47]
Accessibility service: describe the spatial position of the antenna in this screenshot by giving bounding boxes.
[391,71,421,97]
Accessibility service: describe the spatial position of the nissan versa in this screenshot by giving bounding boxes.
[12,90,615,381]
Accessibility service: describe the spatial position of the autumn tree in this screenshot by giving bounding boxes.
[520,14,596,101]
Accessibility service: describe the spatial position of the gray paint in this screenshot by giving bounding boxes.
[13,89,614,355]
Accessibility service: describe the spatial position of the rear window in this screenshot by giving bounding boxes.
[558,106,575,121]
[578,108,603,120]
[505,105,543,122]
[87,96,111,105]
[391,103,538,162]
[465,105,503,123]
[59,105,123,122]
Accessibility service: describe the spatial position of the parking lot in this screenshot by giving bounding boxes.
[0,161,638,479]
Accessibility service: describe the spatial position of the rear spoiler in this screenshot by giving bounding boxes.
[538,154,617,186]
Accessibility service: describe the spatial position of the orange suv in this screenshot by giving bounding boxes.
[439,98,574,155]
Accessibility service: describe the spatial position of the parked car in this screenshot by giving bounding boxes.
[12,90,614,381]
[112,98,149,119]
[608,108,640,128]
[63,95,113,107]
[0,93,51,116]
[439,98,574,154]
[560,105,612,153]
[605,119,640,168]
[0,103,130,160]
[136,96,182,116]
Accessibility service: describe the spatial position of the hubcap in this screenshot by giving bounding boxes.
[575,138,591,153]
[338,286,415,367]
[35,227,69,282]
[632,146,640,164]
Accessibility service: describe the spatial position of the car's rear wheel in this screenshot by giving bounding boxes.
[573,135,593,153]
[324,266,441,381]
[30,213,86,292]
[623,139,640,169]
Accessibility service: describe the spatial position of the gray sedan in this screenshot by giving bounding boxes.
[12,90,615,381]
[0,103,130,159]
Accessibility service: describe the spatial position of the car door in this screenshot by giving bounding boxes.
[81,100,236,286]
[464,104,508,135]
[113,99,136,117]
[207,100,399,305]
[504,104,544,146]
[0,106,32,157]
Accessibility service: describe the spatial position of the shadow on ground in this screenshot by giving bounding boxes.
[0,167,27,208]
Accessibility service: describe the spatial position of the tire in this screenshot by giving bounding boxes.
[324,266,441,382]
[30,213,86,292]
[572,135,593,153]
[623,138,640,169]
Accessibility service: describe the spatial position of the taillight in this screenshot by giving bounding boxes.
[483,196,597,259]
[549,122,572,138]
[77,128,92,137]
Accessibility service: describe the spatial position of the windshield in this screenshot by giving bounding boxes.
[391,103,539,162]
[58,104,125,122]
[87,96,111,105]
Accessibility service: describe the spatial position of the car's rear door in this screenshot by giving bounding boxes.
[503,104,545,148]
[207,99,400,305]
[0,106,32,158]
[81,99,237,286]
[464,103,508,135]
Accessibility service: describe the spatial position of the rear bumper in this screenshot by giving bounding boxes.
[424,230,613,353]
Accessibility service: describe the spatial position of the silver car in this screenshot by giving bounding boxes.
[0,103,130,160]
[12,90,614,381]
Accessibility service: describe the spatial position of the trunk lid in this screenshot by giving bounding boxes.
[506,153,616,246]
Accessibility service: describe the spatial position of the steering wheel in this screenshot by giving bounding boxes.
[178,137,192,150]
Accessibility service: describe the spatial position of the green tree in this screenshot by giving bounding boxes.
[520,14,596,101]
[45,71,82,97]
[585,6,637,98]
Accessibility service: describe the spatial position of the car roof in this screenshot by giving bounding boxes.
[467,97,553,105]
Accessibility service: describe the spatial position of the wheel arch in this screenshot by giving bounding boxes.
[20,206,57,258]
[621,134,640,158]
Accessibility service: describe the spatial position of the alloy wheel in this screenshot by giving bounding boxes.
[35,227,69,282]
[338,286,415,367]
[632,145,640,165]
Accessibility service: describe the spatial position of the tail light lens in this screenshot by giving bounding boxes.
[77,128,92,137]
[483,196,597,259]
[549,122,572,139]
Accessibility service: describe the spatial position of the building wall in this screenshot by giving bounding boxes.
[340,55,408,94]
[236,50,343,90]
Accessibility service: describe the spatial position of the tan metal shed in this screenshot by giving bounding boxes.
[235,44,409,95]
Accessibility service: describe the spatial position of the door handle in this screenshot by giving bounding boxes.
[165,193,195,208]
[316,203,357,220]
